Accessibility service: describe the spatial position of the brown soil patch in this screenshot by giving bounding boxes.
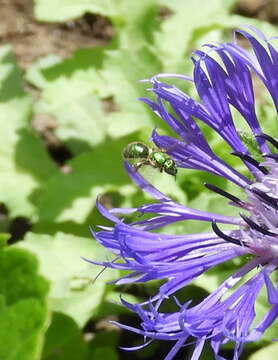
[0,0,114,68]
[235,0,278,24]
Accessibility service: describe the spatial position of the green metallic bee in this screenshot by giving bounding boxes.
[123,141,178,177]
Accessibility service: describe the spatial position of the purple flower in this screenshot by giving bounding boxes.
[88,27,278,359]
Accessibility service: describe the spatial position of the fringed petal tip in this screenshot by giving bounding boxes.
[139,74,194,84]
[119,339,153,351]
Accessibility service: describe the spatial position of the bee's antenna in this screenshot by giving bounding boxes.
[92,266,107,284]
[91,256,120,284]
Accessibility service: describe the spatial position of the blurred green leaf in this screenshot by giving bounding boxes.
[99,47,162,137]
[42,312,88,360]
[35,137,130,224]
[154,0,236,72]
[0,233,49,360]
[155,0,278,76]
[28,48,107,154]
[34,0,159,49]
[19,232,119,327]
[27,46,162,151]
[48,93,107,154]
[88,331,119,360]
[249,342,278,360]
[25,54,62,89]
[34,0,117,21]
[90,347,118,360]
[43,312,120,360]
[111,0,159,50]
[0,46,57,218]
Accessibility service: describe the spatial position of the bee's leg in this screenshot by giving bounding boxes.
[149,158,156,168]
[134,160,148,171]
[133,162,142,171]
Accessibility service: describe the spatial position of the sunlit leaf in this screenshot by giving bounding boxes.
[0,234,49,360]
[42,312,88,360]
[19,232,119,327]
[249,342,278,360]
[0,46,57,218]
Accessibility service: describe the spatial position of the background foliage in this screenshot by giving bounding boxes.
[1,0,278,359]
